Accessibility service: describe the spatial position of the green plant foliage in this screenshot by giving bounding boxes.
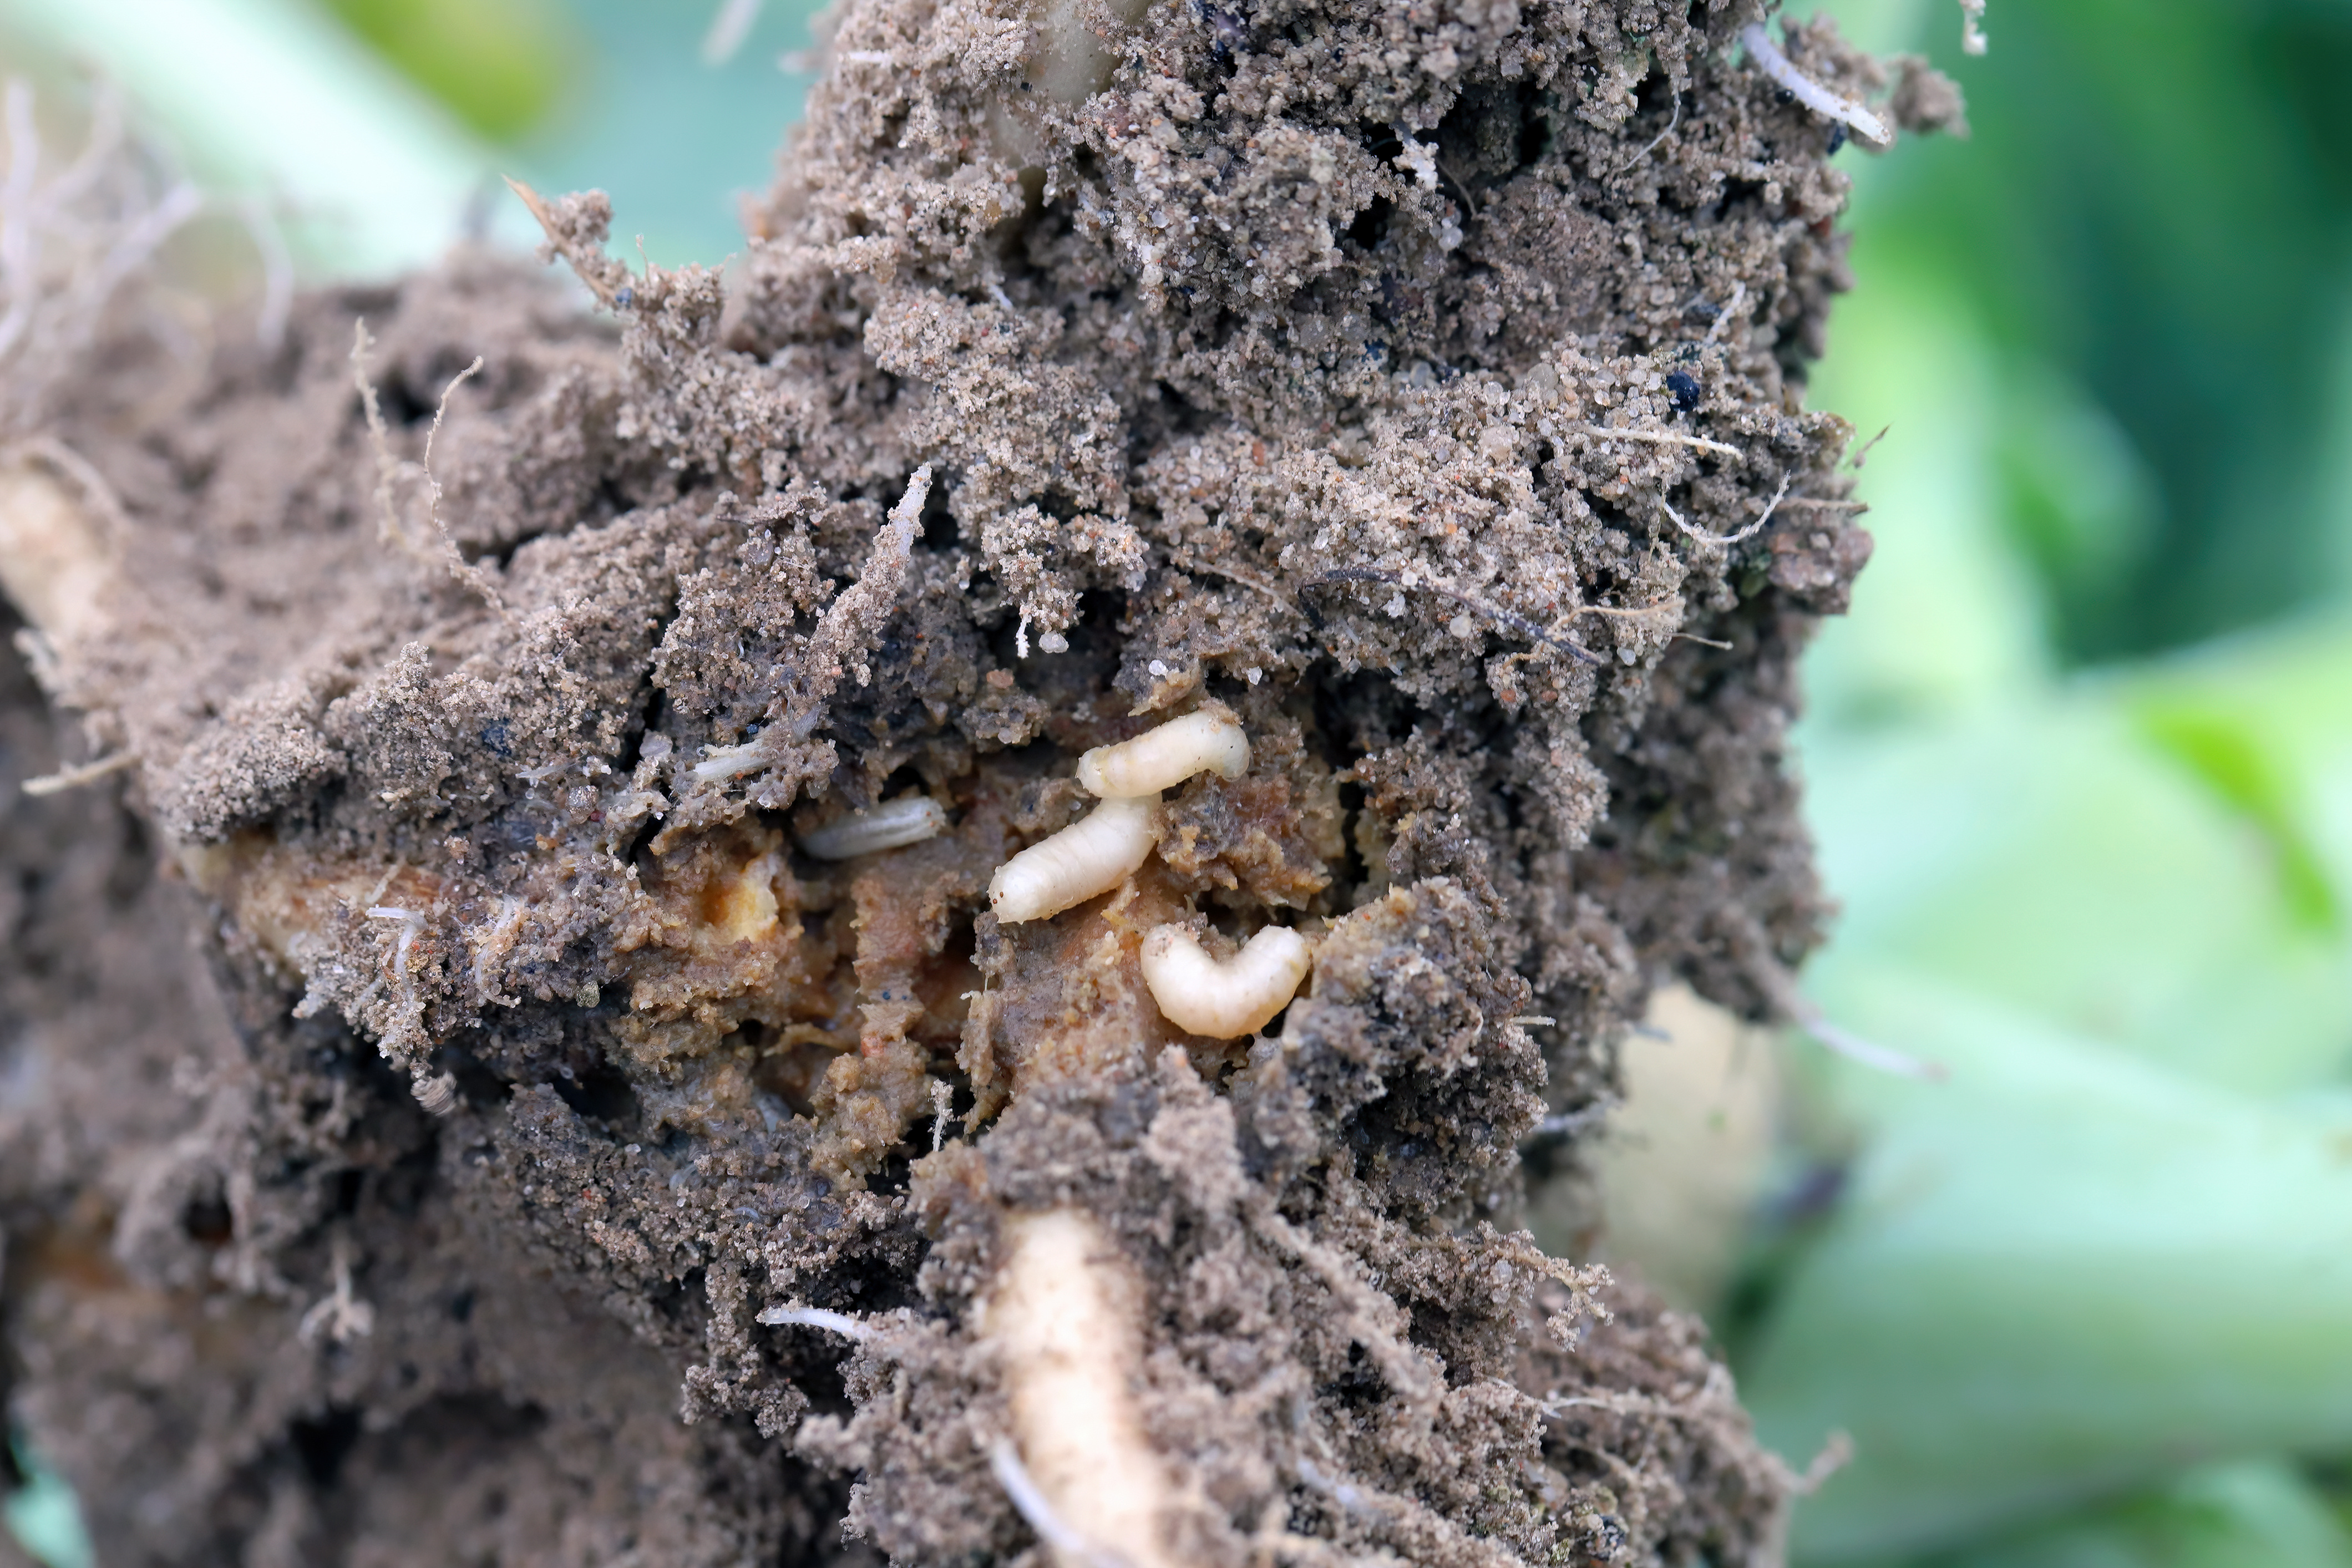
[1803,682,2352,1094]
[1749,612,2352,1559]
[1826,0,2352,661]
[1915,1461,2352,1568]
[1745,34,2352,1544]
[1743,963,2352,1559]
[2135,697,2343,937]
[318,0,578,143]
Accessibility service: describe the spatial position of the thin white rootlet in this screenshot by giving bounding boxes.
[985,1210,1175,1568]
[1139,924,1314,1039]
[1739,23,1890,145]
[988,796,1158,923]
[756,1305,876,1340]
[1077,706,1249,799]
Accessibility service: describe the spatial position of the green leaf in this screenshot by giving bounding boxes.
[1803,687,2352,1092]
[318,0,580,144]
[1742,966,2352,1561]
[1903,1460,2352,1568]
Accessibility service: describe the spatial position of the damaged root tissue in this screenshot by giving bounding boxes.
[0,1,1955,1564]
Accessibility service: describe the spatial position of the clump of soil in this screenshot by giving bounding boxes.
[0,3,1950,1563]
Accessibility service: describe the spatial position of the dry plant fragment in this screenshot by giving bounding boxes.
[1139,923,1314,1039]
[988,795,1159,923]
[1077,704,1250,798]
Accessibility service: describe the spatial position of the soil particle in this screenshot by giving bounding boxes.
[0,1,1953,1561]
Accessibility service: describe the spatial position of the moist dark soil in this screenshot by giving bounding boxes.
[0,1,1950,1562]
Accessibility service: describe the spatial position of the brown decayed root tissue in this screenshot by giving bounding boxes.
[0,0,1958,1562]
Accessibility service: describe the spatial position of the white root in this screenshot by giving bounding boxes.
[990,1442,1121,1568]
[1578,424,1743,461]
[1076,705,1250,799]
[1739,23,1892,147]
[797,794,949,860]
[989,796,1158,924]
[1139,924,1314,1039]
[756,1305,876,1341]
[1661,476,1792,549]
[984,1209,1178,1568]
[352,325,509,624]
[296,1235,375,1347]
[1801,1014,1948,1083]
[19,749,136,796]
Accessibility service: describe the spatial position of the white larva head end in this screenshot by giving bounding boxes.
[988,862,1038,923]
[1194,702,1250,780]
[987,796,1159,924]
[1251,925,1313,967]
[1074,748,1116,798]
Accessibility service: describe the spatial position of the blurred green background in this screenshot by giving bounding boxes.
[4,0,2352,1564]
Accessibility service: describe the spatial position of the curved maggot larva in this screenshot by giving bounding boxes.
[1138,923,1314,1039]
[797,794,949,860]
[988,796,1159,923]
[1076,706,1249,799]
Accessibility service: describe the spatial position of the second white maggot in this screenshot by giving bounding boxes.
[987,796,1159,924]
[1076,704,1249,800]
[1138,923,1314,1039]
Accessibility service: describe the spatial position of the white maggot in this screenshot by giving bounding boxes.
[797,794,949,860]
[1139,923,1314,1039]
[1076,706,1250,800]
[989,796,1158,923]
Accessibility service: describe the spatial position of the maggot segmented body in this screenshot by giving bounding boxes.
[797,794,949,860]
[989,796,1159,923]
[1138,923,1314,1039]
[1076,705,1249,799]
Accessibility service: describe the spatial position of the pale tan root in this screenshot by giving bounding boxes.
[984,1208,1179,1568]
[0,460,113,651]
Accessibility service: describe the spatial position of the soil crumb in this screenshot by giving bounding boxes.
[0,3,1949,1563]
